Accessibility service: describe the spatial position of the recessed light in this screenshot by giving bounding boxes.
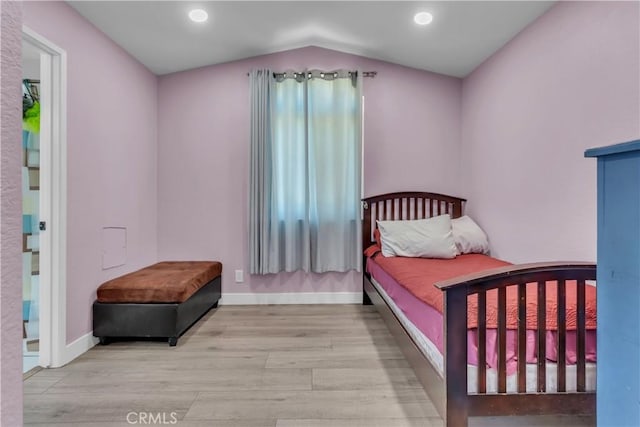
[188,9,208,23]
[414,12,433,26]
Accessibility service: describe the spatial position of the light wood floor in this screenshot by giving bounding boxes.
[23,305,595,426]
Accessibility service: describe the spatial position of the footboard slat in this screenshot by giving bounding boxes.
[497,287,507,393]
[577,279,586,392]
[477,290,487,394]
[557,279,567,392]
[517,283,527,393]
[537,280,547,392]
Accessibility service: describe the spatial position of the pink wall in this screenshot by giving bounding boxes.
[157,46,462,295]
[461,1,640,263]
[1,2,24,424]
[23,2,159,343]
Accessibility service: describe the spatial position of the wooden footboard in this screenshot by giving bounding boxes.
[436,262,596,427]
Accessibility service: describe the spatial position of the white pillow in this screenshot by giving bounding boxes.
[377,215,458,259]
[451,215,489,255]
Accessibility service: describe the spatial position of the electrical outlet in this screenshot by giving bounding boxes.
[235,269,244,283]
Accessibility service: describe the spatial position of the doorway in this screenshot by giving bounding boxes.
[21,27,67,370]
[21,43,41,373]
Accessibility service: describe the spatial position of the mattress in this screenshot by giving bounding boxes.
[97,261,223,303]
[367,255,596,393]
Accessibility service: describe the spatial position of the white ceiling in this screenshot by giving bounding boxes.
[68,1,555,77]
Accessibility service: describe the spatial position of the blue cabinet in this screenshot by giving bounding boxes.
[585,140,640,427]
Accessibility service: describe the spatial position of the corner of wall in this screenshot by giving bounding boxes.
[0,1,25,425]
[457,1,639,262]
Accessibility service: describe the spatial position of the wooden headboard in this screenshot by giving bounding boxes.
[362,191,467,251]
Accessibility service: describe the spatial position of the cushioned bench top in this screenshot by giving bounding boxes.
[96,261,222,304]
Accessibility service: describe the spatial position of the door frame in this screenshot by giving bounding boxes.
[22,26,67,368]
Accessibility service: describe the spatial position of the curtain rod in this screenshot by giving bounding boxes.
[247,71,377,78]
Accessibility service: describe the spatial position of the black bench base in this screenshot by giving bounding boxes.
[93,275,221,346]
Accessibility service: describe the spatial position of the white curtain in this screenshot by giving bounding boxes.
[249,69,362,274]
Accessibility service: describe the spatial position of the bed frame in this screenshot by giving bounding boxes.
[361,191,596,427]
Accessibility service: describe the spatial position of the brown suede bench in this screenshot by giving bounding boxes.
[93,261,222,346]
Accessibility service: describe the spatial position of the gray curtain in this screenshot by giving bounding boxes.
[249,69,362,274]
[249,69,274,274]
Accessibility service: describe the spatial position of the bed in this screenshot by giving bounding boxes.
[361,191,596,427]
[93,261,222,346]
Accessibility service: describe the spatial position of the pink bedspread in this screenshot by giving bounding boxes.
[367,254,597,374]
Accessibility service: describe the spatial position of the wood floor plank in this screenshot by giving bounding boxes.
[184,389,438,420]
[79,348,266,360]
[212,315,384,327]
[312,367,422,390]
[177,336,333,352]
[23,376,64,394]
[46,368,312,393]
[61,353,268,372]
[217,324,389,338]
[266,349,409,369]
[331,334,402,347]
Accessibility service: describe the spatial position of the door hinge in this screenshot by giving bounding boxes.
[39,221,46,231]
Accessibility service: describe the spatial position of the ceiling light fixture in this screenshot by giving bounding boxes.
[188,9,208,23]
[414,12,433,26]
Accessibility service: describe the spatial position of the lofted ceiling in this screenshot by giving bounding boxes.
[67,1,555,77]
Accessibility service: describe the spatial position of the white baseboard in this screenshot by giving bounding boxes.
[220,292,363,305]
[57,331,99,367]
